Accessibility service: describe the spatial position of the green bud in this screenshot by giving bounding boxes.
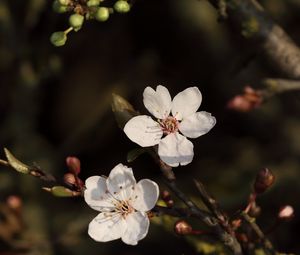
[50,31,67,47]
[95,7,109,22]
[52,0,68,13]
[111,93,138,128]
[69,13,84,31]
[43,186,78,197]
[4,148,30,174]
[58,0,70,5]
[114,0,130,13]
[87,0,100,7]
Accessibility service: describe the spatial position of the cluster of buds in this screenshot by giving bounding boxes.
[51,0,131,46]
[161,190,174,208]
[227,86,263,112]
[63,156,84,191]
[43,156,84,197]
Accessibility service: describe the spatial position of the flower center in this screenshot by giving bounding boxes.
[159,116,179,135]
[115,200,134,218]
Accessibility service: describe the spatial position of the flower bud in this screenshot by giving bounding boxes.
[87,0,100,7]
[254,168,275,194]
[227,86,262,112]
[52,0,68,13]
[166,200,174,208]
[50,31,67,47]
[278,205,294,221]
[64,173,77,186]
[174,220,193,235]
[58,0,70,5]
[69,14,84,31]
[161,190,171,201]
[66,156,81,174]
[161,190,174,207]
[7,195,22,210]
[114,0,130,13]
[96,7,110,22]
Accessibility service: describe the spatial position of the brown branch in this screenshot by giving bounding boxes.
[208,0,300,79]
[241,212,275,253]
[162,177,243,255]
[0,159,10,167]
[194,179,227,223]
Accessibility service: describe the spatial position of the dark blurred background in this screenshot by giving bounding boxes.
[0,0,300,254]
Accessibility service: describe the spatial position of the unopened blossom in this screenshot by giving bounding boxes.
[124,86,216,167]
[84,163,159,245]
[227,86,263,112]
[278,205,294,220]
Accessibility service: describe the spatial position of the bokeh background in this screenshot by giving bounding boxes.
[0,0,300,254]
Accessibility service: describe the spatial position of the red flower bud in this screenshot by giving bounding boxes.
[254,168,275,194]
[64,173,77,185]
[66,156,81,174]
[174,220,193,235]
[64,173,84,189]
[227,86,263,112]
[278,205,294,221]
[161,190,171,201]
[7,195,22,210]
[166,200,174,208]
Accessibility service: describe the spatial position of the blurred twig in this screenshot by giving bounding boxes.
[153,205,211,219]
[262,78,300,95]
[208,0,300,79]
[194,179,226,223]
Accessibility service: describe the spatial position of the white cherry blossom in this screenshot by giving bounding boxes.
[84,163,159,245]
[124,86,216,167]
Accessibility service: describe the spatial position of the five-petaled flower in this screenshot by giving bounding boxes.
[84,163,159,245]
[124,86,216,167]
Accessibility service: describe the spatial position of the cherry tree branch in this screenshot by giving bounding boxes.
[262,78,300,95]
[162,174,243,255]
[208,0,300,79]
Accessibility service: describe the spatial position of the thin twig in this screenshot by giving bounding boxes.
[241,212,274,253]
[194,179,226,223]
[152,205,207,218]
[262,78,300,95]
[0,159,10,167]
[163,178,243,255]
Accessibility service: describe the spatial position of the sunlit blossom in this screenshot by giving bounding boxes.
[84,163,159,245]
[124,85,216,167]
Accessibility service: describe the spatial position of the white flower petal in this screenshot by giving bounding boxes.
[158,133,194,167]
[124,115,163,147]
[171,87,202,120]
[88,212,126,242]
[179,111,216,138]
[130,179,159,212]
[121,211,150,245]
[84,176,115,212]
[143,85,172,119]
[107,163,136,201]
